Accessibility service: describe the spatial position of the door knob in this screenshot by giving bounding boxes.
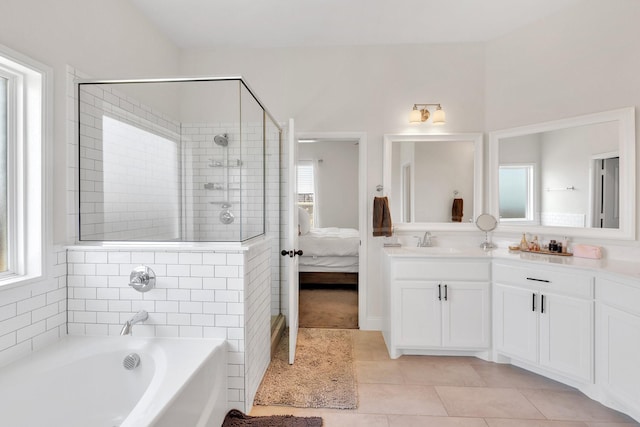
[280,249,304,257]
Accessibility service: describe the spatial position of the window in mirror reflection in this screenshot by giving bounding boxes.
[499,164,534,222]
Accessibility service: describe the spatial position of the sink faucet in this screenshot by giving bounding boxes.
[120,310,148,336]
[416,231,433,247]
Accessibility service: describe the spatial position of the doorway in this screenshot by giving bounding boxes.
[294,133,367,330]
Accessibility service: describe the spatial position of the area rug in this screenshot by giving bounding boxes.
[253,328,358,409]
[222,409,322,427]
[299,286,358,329]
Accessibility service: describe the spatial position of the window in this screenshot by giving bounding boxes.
[499,164,534,222]
[0,76,7,273]
[0,45,50,286]
[297,160,315,227]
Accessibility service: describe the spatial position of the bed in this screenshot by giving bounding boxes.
[297,209,359,285]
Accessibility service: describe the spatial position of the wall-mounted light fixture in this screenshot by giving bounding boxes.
[409,103,446,125]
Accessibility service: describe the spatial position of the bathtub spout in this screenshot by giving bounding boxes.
[120,310,149,336]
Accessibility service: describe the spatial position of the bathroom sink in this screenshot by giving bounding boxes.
[397,246,463,255]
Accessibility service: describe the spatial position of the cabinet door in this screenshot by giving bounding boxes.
[395,281,441,347]
[493,283,538,363]
[539,293,593,382]
[442,282,490,349]
[597,303,640,408]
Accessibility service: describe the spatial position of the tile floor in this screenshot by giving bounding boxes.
[250,330,640,427]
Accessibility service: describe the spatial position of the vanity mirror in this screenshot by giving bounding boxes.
[488,107,636,240]
[383,133,483,231]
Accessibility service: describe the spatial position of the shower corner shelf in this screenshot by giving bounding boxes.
[208,159,243,168]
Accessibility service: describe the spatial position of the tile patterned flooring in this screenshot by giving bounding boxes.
[250,330,640,427]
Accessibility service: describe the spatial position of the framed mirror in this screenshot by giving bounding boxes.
[488,107,636,240]
[383,133,483,231]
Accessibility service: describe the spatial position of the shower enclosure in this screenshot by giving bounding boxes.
[77,76,284,326]
[78,77,279,243]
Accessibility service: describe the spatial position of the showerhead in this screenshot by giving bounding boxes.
[214,134,229,147]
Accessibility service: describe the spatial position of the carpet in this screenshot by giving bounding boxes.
[222,409,322,427]
[299,286,358,329]
[253,328,358,409]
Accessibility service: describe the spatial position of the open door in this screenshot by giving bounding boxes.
[283,118,300,364]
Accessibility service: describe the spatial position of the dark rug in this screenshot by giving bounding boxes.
[222,409,322,426]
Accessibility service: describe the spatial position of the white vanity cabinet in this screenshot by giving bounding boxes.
[383,255,491,358]
[596,275,640,420]
[493,261,594,384]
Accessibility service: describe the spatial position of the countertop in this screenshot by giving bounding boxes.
[383,246,640,282]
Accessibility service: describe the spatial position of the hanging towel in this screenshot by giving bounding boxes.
[452,198,463,222]
[373,196,393,237]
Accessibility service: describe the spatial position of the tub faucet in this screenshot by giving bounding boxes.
[120,310,148,336]
[416,231,433,247]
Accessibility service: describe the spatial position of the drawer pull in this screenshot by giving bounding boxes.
[541,294,545,314]
[438,284,442,301]
[532,293,536,312]
[444,284,448,301]
[526,277,550,283]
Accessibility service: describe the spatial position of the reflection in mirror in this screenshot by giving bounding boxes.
[383,133,483,229]
[489,107,635,240]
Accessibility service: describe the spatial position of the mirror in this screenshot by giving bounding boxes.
[383,133,483,231]
[489,108,636,240]
[476,213,498,249]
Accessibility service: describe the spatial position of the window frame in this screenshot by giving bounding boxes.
[0,44,52,288]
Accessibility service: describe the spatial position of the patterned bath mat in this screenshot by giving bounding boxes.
[222,409,322,427]
[253,328,358,409]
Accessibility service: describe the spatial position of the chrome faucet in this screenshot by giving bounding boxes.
[416,231,433,247]
[120,310,148,336]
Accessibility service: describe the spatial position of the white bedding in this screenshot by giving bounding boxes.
[298,227,360,257]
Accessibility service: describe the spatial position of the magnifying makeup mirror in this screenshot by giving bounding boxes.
[476,213,498,249]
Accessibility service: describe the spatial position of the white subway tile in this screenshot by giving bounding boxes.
[155,301,179,313]
[179,326,203,338]
[32,304,59,323]
[96,264,120,276]
[108,252,131,264]
[215,314,240,327]
[167,289,190,301]
[156,325,179,337]
[179,301,203,314]
[167,264,190,277]
[203,277,227,290]
[73,287,97,299]
[155,252,179,264]
[85,323,109,336]
[179,253,203,265]
[85,252,108,263]
[108,300,132,312]
[167,313,190,325]
[74,311,97,324]
[131,252,155,264]
[67,251,85,263]
[0,304,17,322]
[97,312,119,324]
[190,265,215,277]
[215,265,239,278]
[203,253,227,265]
[0,313,31,336]
[96,288,120,300]
[46,313,66,330]
[179,277,202,289]
[86,300,108,312]
[215,290,240,303]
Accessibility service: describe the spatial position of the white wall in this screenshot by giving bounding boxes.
[298,141,359,228]
[486,0,640,243]
[0,0,180,245]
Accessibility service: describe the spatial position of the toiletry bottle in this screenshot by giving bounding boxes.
[562,236,568,253]
[549,239,557,252]
[520,233,528,251]
[532,236,540,251]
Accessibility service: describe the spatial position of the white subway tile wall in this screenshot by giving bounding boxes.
[67,238,272,411]
[78,83,182,241]
[0,248,68,368]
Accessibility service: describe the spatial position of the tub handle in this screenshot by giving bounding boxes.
[129,266,156,293]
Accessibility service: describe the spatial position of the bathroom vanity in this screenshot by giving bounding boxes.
[382,247,492,358]
[382,247,640,422]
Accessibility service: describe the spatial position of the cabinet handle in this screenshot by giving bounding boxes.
[532,293,536,312]
[444,284,448,301]
[541,294,545,314]
[438,284,442,301]
[526,277,550,283]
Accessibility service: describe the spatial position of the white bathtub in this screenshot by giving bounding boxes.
[0,335,227,427]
